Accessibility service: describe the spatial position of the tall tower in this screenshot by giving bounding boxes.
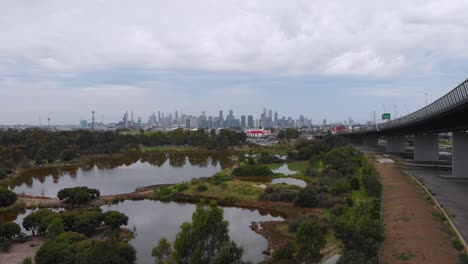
[91,111,95,131]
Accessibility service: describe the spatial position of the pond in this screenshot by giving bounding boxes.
[272,178,307,188]
[102,200,284,264]
[9,152,231,197]
[272,164,298,176]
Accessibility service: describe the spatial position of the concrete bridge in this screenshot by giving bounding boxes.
[339,78,468,178]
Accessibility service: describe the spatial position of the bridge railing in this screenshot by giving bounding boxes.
[339,78,468,134]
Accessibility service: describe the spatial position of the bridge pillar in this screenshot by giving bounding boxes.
[414,135,439,161]
[364,135,379,148]
[452,132,468,178]
[387,136,406,153]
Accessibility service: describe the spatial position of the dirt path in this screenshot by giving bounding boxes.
[377,162,459,264]
[0,237,44,264]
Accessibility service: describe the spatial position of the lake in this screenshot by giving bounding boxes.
[0,200,283,263]
[102,200,283,264]
[10,152,231,197]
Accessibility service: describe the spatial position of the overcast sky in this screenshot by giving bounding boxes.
[1,0,467,125]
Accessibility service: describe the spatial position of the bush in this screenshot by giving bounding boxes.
[350,177,360,190]
[232,165,273,177]
[22,257,33,264]
[361,165,382,198]
[0,188,17,207]
[57,186,100,206]
[0,238,11,252]
[103,211,129,230]
[295,187,318,208]
[159,187,173,196]
[259,187,298,203]
[196,184,208,192]
[1,221,21,240]
[175,184,189,192]
[453,238,464,251]
[330,204,345,216]
[329,180,351,196]
[459,253,468,264]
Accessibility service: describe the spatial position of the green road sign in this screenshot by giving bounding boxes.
[382,113,391,120]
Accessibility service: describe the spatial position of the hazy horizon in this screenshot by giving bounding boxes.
[2,1,468,125]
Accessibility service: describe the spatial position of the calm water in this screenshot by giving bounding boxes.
[10,152,231,197]
[272,178,307,188]
[272,164,298,175]
[102,200,283,264]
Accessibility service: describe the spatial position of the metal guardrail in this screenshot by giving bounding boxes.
[340,78,468,134]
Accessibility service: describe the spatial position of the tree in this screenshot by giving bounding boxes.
[209,241,244,264]
[295,187,318,208]
[167,200,236,264]
[268,242,298,264]
[23,209,59,236]
[57,187,100,206]
[46,218,64,240]
[152,238,173,264]
[103,211,128,230]
[0,221,21,240]
[0,188,17,207]
[296,220,326,264]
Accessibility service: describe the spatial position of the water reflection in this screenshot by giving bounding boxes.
[272,164,298,176]
[272,178,307,188]
[102,200,283,264]
[10,152,231,197]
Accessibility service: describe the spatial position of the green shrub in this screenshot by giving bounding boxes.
[0,188,17,208]
[459,253,468,264]
[176,184,189,192]
[57,186,100,206]
[196,184,208,192]
[350,177,360,190]
[453,238,464,251]
[232,165,273,177]
[159,187,173,196]
[22,257,33,264]
[0,238,11,252]
[259,187,298,203]
[295,187,318,208]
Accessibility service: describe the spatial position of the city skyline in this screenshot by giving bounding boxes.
[1,1,468,125]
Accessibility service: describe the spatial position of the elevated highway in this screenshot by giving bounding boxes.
[339,78,468,178]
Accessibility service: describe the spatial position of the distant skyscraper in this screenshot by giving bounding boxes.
[219,110,223,121]
[247,115,254,128]
[274,111,278,125]
[241,115,246,128]
[268,109,273,121]
[323,119,327,126]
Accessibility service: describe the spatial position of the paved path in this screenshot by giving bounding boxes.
[377,162,459,264]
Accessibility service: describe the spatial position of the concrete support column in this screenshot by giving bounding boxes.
[414,135,439,161]
[452,132,468,178]
[365,135,379,148]
[387,136,406,153]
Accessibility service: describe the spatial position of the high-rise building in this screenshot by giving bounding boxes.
[219,110,223,121]
[80,120,88,129]
[274,111,278,125]
[323,119,327,126]
[247,115,254,128]
[268,109,273,121]
[241,115,246,128]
